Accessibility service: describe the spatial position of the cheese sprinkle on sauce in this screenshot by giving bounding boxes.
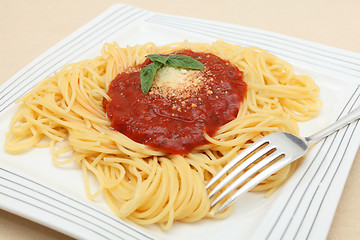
[149,66,212,99]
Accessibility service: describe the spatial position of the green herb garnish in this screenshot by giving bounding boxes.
[140,61,163,94]
[140,54,205,94]
[166,55,205,70]
[146,54,169,64]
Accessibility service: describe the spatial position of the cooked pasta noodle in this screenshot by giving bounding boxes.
[4,40,321,230]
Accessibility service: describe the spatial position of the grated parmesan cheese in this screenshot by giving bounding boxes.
[149,66,210,99]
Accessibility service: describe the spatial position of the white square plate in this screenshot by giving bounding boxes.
[1,4,360,240]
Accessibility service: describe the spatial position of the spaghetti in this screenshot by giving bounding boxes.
[4,40,321,230]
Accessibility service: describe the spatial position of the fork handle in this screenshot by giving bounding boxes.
[305,105,360,144]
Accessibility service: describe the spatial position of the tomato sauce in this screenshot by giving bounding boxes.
[104,50,246,155]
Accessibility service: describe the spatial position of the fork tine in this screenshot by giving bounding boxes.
[215,154,291,214]
[208,143,274,199]
[210,150,284,210]
[206,139,268,190]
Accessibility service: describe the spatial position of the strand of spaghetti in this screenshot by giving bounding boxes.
[82,159,104,200]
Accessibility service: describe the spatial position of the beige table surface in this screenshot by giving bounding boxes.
[1,0,360,239]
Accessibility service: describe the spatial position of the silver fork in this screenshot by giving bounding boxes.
[206,105,360,214]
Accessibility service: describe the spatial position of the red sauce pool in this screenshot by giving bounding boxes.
[104,50,246,155]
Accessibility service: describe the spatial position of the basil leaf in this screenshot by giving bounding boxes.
[140,61,163,94]
[166,55,204,70]
[146,54,169,64]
